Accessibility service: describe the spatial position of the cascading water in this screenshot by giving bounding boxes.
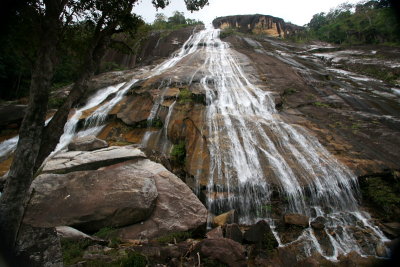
[188,28,387,259]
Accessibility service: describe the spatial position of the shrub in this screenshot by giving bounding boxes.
[171,141,186,166]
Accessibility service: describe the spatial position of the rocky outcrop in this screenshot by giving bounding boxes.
[24,146,207,239]
[213,14,302,38]
[42,146,145,174]
[116,159,207,240]
[24,163,158,232]
[283,213,310,227]
[192,238,247,267]
[67,135,108,151]
[213,210,237,227]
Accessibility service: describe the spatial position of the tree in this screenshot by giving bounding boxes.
[0,0,209,263]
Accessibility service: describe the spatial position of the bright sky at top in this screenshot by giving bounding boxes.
[134,0,362,26]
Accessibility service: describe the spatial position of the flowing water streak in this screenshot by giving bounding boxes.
[54,82,125,152]
[196,28,387,258]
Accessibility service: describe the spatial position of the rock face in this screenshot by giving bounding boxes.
[213,14,302,38]
[243,220,279,250]
[67,135,108,151]
[24,163,158,232]
[213,210,237,227]
[117,159,207,240]
[283,213,310,227]
[42,146,145,174]
[193,238,247,267]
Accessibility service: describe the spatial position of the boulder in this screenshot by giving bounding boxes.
[224,223,243,243]
[68,135,108,151]
[193,238,247,267]
[284,213,309,228]
[42,146,145,174]
[117,159,207,240]
[243,220,278,250]
[24,164,158,232]
[206,226,223,239]
[213,210,237,227]
[310,216,326,230]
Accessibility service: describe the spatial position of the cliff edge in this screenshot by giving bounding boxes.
[212,14,302,38]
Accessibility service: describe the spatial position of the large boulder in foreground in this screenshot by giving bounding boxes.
[24,163,158,232]
[117,159,208,240]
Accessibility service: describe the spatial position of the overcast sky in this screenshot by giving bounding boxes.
[133,0,362,26]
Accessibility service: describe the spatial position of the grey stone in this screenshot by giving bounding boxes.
[42,146,145,174]
[68,135,108,151]
[25,163,158,232]
[117,159,207,240]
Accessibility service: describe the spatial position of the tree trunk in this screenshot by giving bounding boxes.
[0,0,64,256]
[34,31,112,172]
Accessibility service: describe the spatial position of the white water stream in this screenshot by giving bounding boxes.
[195,28,387,259]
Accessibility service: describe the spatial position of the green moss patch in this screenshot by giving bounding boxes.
[360,171,400,221]
[171,141,186,166]
[156,231,192,244]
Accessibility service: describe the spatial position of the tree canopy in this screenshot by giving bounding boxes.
[305,0,400,44]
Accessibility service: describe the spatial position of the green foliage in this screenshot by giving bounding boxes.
[119,251,147,267]
[219,28,238,39]
[171,141,186,166]
[313,101,331,108]
[303,0,400,45]
[94,227,117,239]
[61,239,94,265]
[361,174,400,220]
[48,97,65,109]
[156,231,192,244]
[261,229,279,252]
[151,11,204,30]
[178,88,193,104]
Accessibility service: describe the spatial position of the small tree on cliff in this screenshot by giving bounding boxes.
[0,0,208,262]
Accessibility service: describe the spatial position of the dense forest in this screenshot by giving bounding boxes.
[0,8,202,102]
[296,0,400,44]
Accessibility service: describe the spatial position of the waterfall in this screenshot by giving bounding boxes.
[194,28,387,259]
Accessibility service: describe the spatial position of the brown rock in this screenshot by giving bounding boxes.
[117,159,207,240]
[116,94,153,125]
[243,220,278,249]
[68,135,108,151]
[284,213,309,227]
[224,223,243,243]
[310,216,326,230]
[213,210,237,227]
[193,238,246,267]
[24,163,158,232]
[206,226,223,239]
